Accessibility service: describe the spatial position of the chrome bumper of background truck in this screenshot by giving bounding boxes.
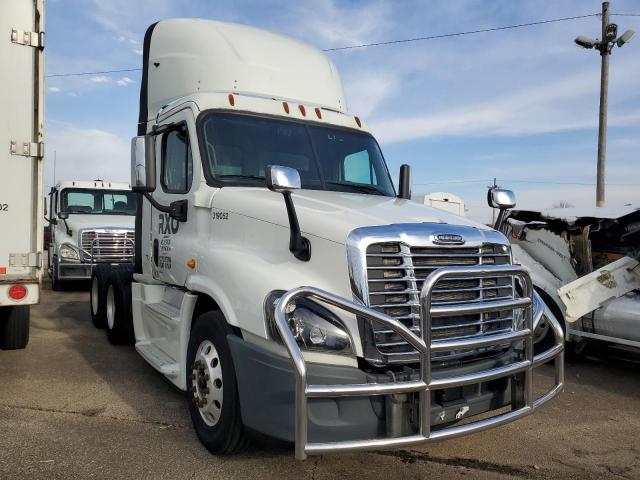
[274,264,564,460]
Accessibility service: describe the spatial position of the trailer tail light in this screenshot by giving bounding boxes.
[0,267,6,274]
[8,285,27,300]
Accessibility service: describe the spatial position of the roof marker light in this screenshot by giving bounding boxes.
[315,108,322,119]
[8,285,27,300]
[298,105,306,116]
[283,102,290,114]
[354,116,362,128]
[228,94,235,106]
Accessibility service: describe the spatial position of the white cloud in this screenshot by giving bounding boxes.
[48,86,61,93]
[132,49,143,56]
[370,63,640,144]
[45,126,130,187]
[90,75,112,83]
[116,76,134,86]
[67,92,78,97]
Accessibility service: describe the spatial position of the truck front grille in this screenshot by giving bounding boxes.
[365,242,514,364]
[80,230,135,263]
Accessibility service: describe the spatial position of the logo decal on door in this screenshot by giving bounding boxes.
[158,213,179,234]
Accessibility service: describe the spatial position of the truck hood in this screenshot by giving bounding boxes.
[213,188,493,245]
[55,214,135,245]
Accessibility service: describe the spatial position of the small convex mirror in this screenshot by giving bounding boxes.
[266,165,301,193]
[58,211,69,220]
[487,188,516,209]
[131,135,156,192]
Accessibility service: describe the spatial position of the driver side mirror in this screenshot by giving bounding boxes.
[131,135,156,192]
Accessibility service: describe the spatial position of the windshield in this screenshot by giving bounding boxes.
[200,112,396,196]
[60,189,137,215]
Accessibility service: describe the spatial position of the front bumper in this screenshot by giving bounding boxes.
[58,261,93,280]
[229,336,513,444]
[271,265,564,460]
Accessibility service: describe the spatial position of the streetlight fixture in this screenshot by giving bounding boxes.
[574,2,635,207]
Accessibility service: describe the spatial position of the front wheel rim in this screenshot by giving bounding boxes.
[191,339,223,427]
[106,286,115,330]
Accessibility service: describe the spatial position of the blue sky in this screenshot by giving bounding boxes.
[44,0,640,222]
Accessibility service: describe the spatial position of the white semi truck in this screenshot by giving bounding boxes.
[93,19,564,459]
[0,0,45,350]
[47,180,136,295]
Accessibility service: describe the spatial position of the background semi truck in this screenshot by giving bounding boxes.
[0,0,45,350]
[47,180,136,294]
[93,19,564,459]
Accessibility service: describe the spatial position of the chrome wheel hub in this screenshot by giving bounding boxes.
[191,339,223,426]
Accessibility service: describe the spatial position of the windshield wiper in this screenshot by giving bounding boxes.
[325,181,387,196]
[218,175,266,181]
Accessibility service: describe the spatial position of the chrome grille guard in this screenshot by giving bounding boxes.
[274,264,564,460]
[87,237,135,264]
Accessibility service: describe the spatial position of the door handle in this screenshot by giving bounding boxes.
[153,238,159,266]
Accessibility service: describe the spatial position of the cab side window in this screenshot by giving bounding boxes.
[162,126,193,194]
[343,150,376,184]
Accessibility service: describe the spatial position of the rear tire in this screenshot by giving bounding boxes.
[187,311,247,455]
[0,305,30,350]
[105,265,135,345]
[90,264,110,329]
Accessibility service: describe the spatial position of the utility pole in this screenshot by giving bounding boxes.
[575,2,635,207]
[596,1,610,208]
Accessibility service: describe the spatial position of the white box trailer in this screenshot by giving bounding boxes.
[0,0,45,349]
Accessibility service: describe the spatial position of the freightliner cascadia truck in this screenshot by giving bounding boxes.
[47,180,136,295]
[92,19,564,459]
[0,0,45,350]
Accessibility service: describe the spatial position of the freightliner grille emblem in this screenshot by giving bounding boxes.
[433,233,465,245]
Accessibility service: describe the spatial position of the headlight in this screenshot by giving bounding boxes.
[59,243,80,260]
[265,292,354,355]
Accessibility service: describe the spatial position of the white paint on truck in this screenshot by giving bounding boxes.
[96,19,563,459]
[0,0,45,349]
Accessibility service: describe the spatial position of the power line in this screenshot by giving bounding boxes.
[46,12,607,77]
[414,178,640,186]
[323,13,601,51]
[46,67,142,78]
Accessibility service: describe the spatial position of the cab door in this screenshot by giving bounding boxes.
[149,112,198,287]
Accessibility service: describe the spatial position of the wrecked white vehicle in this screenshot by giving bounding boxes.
[496,203,640,352]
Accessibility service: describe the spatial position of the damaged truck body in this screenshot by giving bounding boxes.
[502,207,640,350]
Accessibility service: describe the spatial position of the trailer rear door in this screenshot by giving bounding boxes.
[0,0,44,299]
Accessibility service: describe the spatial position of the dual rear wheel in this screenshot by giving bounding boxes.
[90,264,134,344]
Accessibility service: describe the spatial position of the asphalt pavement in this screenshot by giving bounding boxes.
[1,281,638,479]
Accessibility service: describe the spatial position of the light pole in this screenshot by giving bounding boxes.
[574,1,635,207]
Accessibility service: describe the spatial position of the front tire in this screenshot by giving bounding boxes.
[187,311,247,455]
[51,257,62,291]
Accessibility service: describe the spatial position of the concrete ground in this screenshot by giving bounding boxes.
[1,282,639,480]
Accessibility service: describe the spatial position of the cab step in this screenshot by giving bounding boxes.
[135,341,179,377]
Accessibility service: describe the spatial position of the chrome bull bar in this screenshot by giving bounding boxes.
[274,264,564,460]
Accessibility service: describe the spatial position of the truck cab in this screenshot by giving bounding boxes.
[47,180,136,290]
[96,19,564,459]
